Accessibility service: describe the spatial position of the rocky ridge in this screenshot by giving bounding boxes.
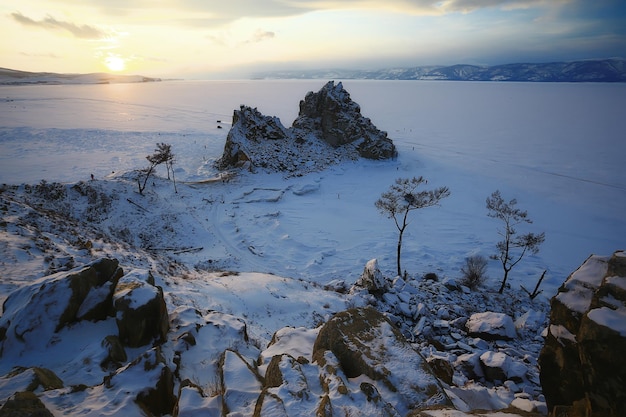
[254,58,626,82]
[217,81,397,174]
[0,254,553,416]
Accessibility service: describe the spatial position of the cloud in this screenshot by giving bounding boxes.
[11,12,106,39]
[250,29,276,43]
[19,51,61,59]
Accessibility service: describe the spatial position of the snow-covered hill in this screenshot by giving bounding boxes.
[254,58,626,82]
[0,175,550,416]
[0,67,161,85]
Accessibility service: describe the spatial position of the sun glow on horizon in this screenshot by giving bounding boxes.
[105,56,126,72]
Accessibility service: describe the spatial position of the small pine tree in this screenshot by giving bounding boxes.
[137,143,176,195]
[486,190,545,294]
[375,177,450,277]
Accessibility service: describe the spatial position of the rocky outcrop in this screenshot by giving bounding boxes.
[0,258,123,356]
[292,81,396,159]
[113,269,169,348]
[217,81,397,173]
[312,307,449,411]
[0,391,55,417]
[539,250,626,417]
[104,347,176,417]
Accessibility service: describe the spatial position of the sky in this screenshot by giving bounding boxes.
[1,0,625,78]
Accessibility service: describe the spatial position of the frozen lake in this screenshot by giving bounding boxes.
[1,80,625,291]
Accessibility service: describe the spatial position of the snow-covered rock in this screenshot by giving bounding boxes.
[352,258,388,296]
[292,81,397,160]
[539,250,626,417]
[0,258,122,357]
[466,312,517,341]
[219,349,263,416]
[217,81,396,173]
[0,391,55,416]
[312,307,450,414]
[113,269,169,347]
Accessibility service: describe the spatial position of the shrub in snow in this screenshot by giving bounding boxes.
[459,254,488,290]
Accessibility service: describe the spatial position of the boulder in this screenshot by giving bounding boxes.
[352,258,387,296]
[466,312,516,341]
[312,307,449,411]
[479,351,510,383]
[0,367,63,404]
[217,81,397,173]
[259,353,309,409]
[113,269,169,348]
[100,335,127,369]
[539,250,626,417]
[0,391,54,417]
[104,347,176,417]
[0,258,122,355]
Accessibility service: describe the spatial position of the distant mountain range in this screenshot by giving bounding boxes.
[253,59,626,82]
[0,67,161,85]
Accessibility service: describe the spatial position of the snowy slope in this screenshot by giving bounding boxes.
[1,80,624,416]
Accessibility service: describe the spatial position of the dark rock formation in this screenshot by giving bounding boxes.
[101,335,127,369]
[292,81,396,159]
[539,250,626,417]
[1,367,63,393]
[312,307,449,411]
[105,347,176,417]
[113,270,169,348]
[217,81,396,173]
[0,258,122,355]
[218,106,289,169]
[0,391,55,417]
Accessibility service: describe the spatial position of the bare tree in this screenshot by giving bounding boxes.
[486,190,545,294]
[375,177,450,277]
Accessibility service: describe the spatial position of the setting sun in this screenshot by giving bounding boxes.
[105,56,125,72]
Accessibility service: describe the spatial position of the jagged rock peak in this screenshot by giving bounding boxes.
[217,81,397,174]
[293,81,396,160]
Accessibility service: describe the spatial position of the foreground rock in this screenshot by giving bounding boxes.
[113,269,169,347]
[0,258,123,355]
[0,255,553,416]
[217,81,397,173]
[539,250,626,416]
[313,307,450,413]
